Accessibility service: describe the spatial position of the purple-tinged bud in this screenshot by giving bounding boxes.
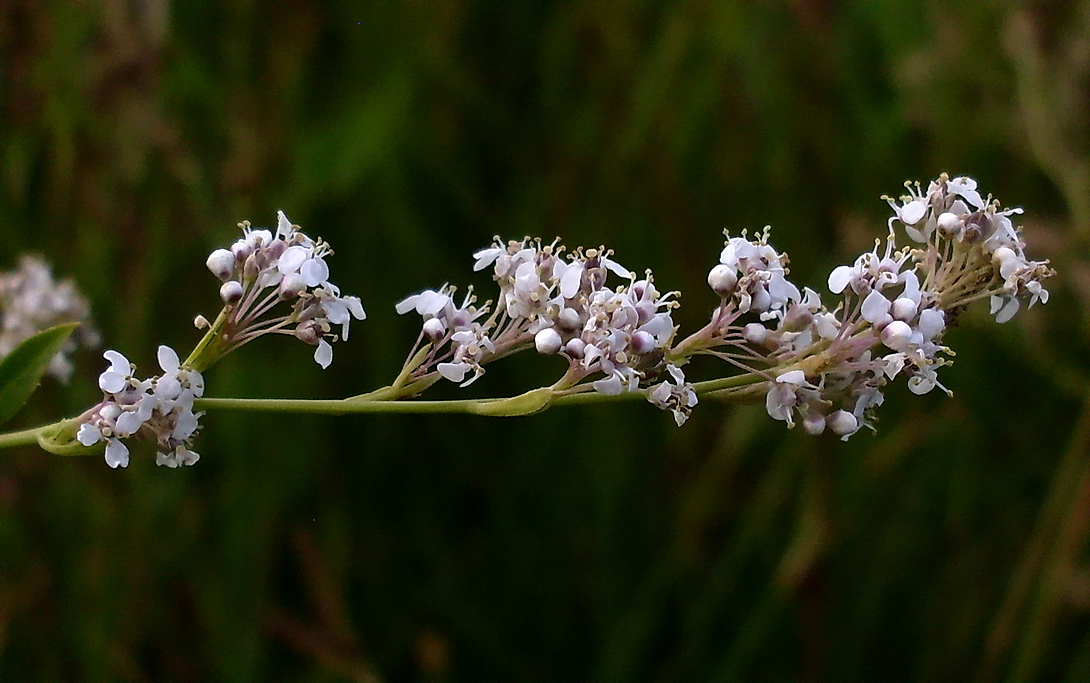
[629,330,656,355]
[743,322,769,345]
[231,239,253,261]
[881,320,913,350]
[535,327,563,355]
[295,320,323,345]
[937,212,962,238]
[219,280,244,304]
[243,253,261,279]
[422,318,447,341]
[206,249,235,281]
[265,238,287,260]
[802,412,827,436]
[827,410,858,436]
[707,264,738,297]
[558,307,581,332]
[279,273,306,300]
[891,297,918,321]
[565,337,586,359]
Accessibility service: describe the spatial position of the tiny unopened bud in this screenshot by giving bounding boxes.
[295,320,322,345]
[558,307,581,332]
[266,239,287,260]
[565,337,586,359]
[707,264,738,297]
[422,318,446,341]
[881,320,913,351]
[206,249,235,281]
[828,410,858,436]
[743,322,769,345]
[535,328,563,355]
[243,253,260,279]
[194,315,210,329]
[630,330,656,355]
[891,297,918,321]
[802,412,827,436]
[219,280,244,304]
[231,239,252,261]
[936,212,962,237]
[279,273,306,300]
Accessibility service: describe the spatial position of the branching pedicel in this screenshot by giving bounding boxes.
[0,175,1052,467]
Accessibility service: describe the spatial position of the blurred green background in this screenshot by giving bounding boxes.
[0,1,1087,680]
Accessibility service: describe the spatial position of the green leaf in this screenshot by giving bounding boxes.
[0,323,79,425]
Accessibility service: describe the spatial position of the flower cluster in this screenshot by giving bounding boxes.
[398,237,694,421]
[76,347,204,468]
[683,174,1052,439]
[0,256,98,381]
[203,212,365,368]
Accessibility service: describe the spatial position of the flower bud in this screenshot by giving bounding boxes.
[828,410,858,436]
[219,280,244,304]
[565,337,586,359]
[422,318,446,341]
[802,412,827,436]
[881,320,912,351]
[194,315,210,329]
[294,320,322,345]
[206,249,235,281]
[936,212,962,237]
[992,246,1018,268]
[534,327,563,355]
[629,330,656,355]
[707,264,738,297]
[558,307,581,332]
[891,297,918,321]
[231,239,253,261]
[742,322,769,345]
[279,273,306,300]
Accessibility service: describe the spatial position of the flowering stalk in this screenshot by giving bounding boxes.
[0,175,1054,466]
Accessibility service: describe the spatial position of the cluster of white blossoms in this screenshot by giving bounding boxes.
[397,237,695,422]
[42,174,1055,469]
[686,174,1052,439]
[203,211,365,368]
[76,347,204,468]
[0,256,98,381]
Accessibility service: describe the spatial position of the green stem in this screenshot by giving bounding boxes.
[0,424,49,449]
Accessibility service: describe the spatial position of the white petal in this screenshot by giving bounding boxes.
[105,439,130,469]
[602,256,632,279]
[900,200,927,225]
[99,371,127,394]
[77,423,102,447]
[828,265,854,294]
[115,409,145,436]
[560,263,584,298]
[301,257,329,287]
[277,211,293,238]
[438,362,469,383]
[278,246,309,274]
[472,247,502,272]
[345,296,366,320]
[592,374,623,395]
[314,339,333,369]
[157,345,180,373]
[776,370,808,385]
[395,293,422,315]
[103,350,130,376]
[861,290,891,323]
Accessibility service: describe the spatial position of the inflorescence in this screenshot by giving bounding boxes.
[0,255,99,382]
[62,174,1051,467]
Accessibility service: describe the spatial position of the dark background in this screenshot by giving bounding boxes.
[0,1,1087,681]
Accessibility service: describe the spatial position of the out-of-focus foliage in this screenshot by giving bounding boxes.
[0,1,1087,680]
